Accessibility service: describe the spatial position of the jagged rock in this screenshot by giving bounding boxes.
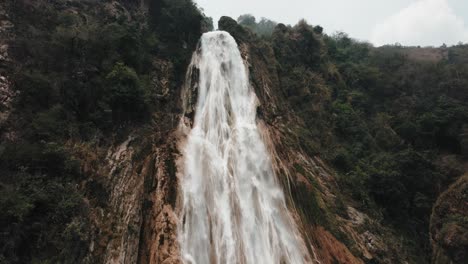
[152,58,173,100]
[347,206,366,226]
[74,133,182,264]
[362,231,384,251]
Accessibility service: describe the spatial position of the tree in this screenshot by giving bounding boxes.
[237,14,256,27]
[106,62,147,122]
[238,14,277,37]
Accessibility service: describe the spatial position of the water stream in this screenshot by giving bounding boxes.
[178,31,311,264]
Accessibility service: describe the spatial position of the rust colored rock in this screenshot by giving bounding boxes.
[430,173,468,264]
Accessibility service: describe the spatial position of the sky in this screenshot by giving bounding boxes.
[194,0,468,46]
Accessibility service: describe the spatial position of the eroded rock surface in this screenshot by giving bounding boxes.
[431,173,468,264]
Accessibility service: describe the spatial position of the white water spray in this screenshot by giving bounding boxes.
[178,31,312,264]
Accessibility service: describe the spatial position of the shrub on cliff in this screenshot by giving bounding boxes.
[238,14,277,38]
[272,20,323,71]
[106,62,148,122]
[149,0,209,64]
[0,141,85,263]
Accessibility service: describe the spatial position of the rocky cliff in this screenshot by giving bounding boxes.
[0,0,200,263]
[430,173,468,264]
[217,16,424,264]
[1,1,467,264]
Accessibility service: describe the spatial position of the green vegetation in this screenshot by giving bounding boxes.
[1,0,209,262]
[2,2,467,262]
[238,14,277,38]
[231,15,468,261]
[271,24,468,261]
[0,142,86,263]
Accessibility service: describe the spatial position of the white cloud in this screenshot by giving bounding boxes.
[371,0,468,46]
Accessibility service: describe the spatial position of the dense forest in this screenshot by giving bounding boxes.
[0,0,467,263]
[272,21,468,262]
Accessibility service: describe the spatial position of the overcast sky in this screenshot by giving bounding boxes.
[194,0,468,46]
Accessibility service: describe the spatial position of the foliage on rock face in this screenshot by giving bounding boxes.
[1,0,209,262]
[225,17,468,262]
[106,62,147,122]
[321,32,467,262]
[1,0,467,262]
[0,142,86,263]
[273,20,323,71]
[289,30,467,262]
[149,0,213,70]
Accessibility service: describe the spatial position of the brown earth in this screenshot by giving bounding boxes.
[430,173,468,264]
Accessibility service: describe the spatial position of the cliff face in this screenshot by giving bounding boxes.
[218,16,412,264]
[430,173,468,264]
[0,0,199,263]
[1,1,467,264]
[230,16,468,264]
[74,128,182,263]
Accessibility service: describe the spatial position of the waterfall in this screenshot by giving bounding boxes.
[178,31,312,264]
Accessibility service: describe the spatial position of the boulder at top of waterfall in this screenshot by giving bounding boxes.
[218,16,252,44]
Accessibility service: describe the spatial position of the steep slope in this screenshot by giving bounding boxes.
[1,1,467,264]
[219,16,468,264]
[218,17,387,264]
[0,0,208,263]
[430,173,468,264]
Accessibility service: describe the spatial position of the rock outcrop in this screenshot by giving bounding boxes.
[430,173,468,264]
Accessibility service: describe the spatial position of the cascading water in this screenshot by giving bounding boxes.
[178,31,312,264]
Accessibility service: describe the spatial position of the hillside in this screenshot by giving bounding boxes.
[0,1,467,264]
